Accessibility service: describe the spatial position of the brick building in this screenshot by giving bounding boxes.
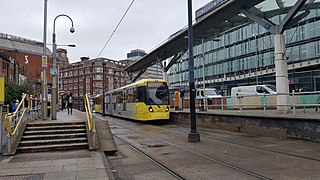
[61,57,133,110]
[0,33,52,97]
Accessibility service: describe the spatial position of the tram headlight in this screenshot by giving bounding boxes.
[165,106,169,112]
[148,106,154,112]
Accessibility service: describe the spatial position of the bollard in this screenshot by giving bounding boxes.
[221,96,224,112]
[263,92,266,116]
[292,90,296,116]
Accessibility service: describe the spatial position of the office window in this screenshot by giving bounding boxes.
[314,21,320,36]
[305,22,315,39]
[300,44,307,59]
[95,75,101,80]
[306,42,316,59]
[95,67,102,73]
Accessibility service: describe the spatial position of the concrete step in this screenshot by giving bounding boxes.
[17,142,89,153]
[26,124,86,131]
[19,138,88,146]
[24,129,86,135]
[16,121,89,153]
[21,133,87,141]
[27,121,84,127]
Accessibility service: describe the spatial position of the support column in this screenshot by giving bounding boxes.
[274,34,290,113]
[163,61,168,82]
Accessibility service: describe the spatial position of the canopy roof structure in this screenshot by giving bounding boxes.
[124,0,317,76]
[124,0,265,74]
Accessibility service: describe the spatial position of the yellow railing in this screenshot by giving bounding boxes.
[6,93,29,136]
[84,94,93,132]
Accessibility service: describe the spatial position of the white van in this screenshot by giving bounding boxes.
[196,88,222,99]
[231,85,277,97]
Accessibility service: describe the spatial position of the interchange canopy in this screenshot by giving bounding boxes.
[124,0,265,74]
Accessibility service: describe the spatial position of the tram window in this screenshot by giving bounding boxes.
[156,83,168,100]
[112,93,116,110]
[136,87,147,102]
[116,91,123,103]
[127,88,136,103]
[123,90,127,102]
[105,94,110,103]
[147,83,169,105]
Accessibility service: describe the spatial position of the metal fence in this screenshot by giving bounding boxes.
[172,90,320,118]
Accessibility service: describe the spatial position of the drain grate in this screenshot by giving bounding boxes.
[0,173,45,180]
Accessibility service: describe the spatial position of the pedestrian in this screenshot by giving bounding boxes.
[10,100,18,113]
[61,98,65,111]
[67,92,73,114]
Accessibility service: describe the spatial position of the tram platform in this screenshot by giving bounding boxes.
[0,110,115,180]
[171,108,320,143]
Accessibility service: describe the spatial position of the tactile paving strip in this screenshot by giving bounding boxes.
[0,173,45,180]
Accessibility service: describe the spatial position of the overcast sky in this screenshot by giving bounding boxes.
[1,0,210,63]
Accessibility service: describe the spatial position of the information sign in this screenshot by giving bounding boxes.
[42,56,48,67]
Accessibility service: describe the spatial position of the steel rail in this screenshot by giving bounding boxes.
[111,122,271,180]
[148,124,320,162]
[113,135,185,180]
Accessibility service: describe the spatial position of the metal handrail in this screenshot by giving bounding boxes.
[9,108,27,136]
[84,94,93,132]
[7,93,29,136]
[178,90,320,116]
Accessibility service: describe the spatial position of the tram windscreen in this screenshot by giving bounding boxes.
[147,82,169,105]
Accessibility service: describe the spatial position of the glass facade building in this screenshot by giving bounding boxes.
[168,2,320,95]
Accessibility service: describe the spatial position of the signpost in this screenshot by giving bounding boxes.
[42,56,48,67]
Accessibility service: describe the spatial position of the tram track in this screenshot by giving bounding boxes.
[113,135,186,180]
[154,124,320,163]
[110,122,272,180]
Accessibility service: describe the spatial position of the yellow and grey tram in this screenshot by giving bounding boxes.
[103,79,170,121]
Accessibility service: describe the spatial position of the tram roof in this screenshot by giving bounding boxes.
[124,0,318,74]
[106,79,168,93]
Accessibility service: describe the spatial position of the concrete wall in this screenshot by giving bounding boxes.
[170,112,320,142]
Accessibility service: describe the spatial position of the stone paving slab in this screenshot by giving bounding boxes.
[0,150,109,180]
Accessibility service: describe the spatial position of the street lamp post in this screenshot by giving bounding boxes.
[187,0,200,142]
[102,62,106,116]
[42,0,48,120]
[52,14,75,120]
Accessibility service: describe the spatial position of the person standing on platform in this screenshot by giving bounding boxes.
[67,92,73,114]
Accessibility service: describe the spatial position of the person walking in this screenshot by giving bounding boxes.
[67,92,73,114]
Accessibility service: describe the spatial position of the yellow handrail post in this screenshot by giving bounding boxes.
[84,94,93,132]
